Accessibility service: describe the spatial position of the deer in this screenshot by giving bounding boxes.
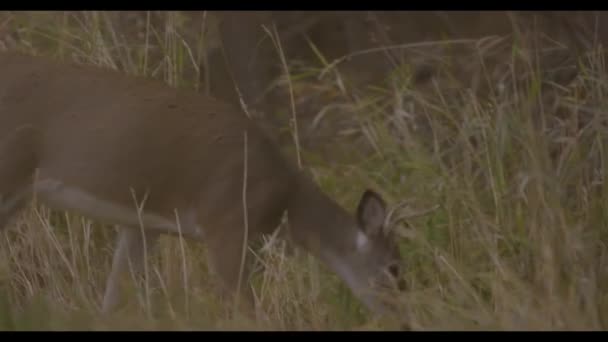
[0,50,405,320]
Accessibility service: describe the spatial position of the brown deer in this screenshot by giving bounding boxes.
[0,50,404,318]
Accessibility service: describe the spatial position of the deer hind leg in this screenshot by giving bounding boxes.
[101,226,161,314]
[0,187,32,231]
[0,127,38,231]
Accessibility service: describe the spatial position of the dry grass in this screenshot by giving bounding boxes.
[0,11,607,331]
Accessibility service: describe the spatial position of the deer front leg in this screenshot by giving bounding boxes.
[101,226,160,314]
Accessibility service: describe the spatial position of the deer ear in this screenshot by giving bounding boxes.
[356,190,387,237]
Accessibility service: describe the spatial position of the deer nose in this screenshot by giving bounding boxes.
[397,279,407,291]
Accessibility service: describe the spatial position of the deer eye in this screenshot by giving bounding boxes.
[388,263,400,278]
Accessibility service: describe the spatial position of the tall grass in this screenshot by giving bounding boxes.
[0,11,607,330]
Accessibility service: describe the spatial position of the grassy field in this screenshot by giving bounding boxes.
[0,11,607,330]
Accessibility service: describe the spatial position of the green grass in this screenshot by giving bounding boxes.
[1,11,607,330]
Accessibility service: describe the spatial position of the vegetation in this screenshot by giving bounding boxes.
[0,11,607,330]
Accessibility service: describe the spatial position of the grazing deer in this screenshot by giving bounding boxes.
[0,50,404,318]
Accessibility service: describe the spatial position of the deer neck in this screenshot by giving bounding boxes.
[286,174,358,265]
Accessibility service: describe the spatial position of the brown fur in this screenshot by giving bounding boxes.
[0,51,403,318]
